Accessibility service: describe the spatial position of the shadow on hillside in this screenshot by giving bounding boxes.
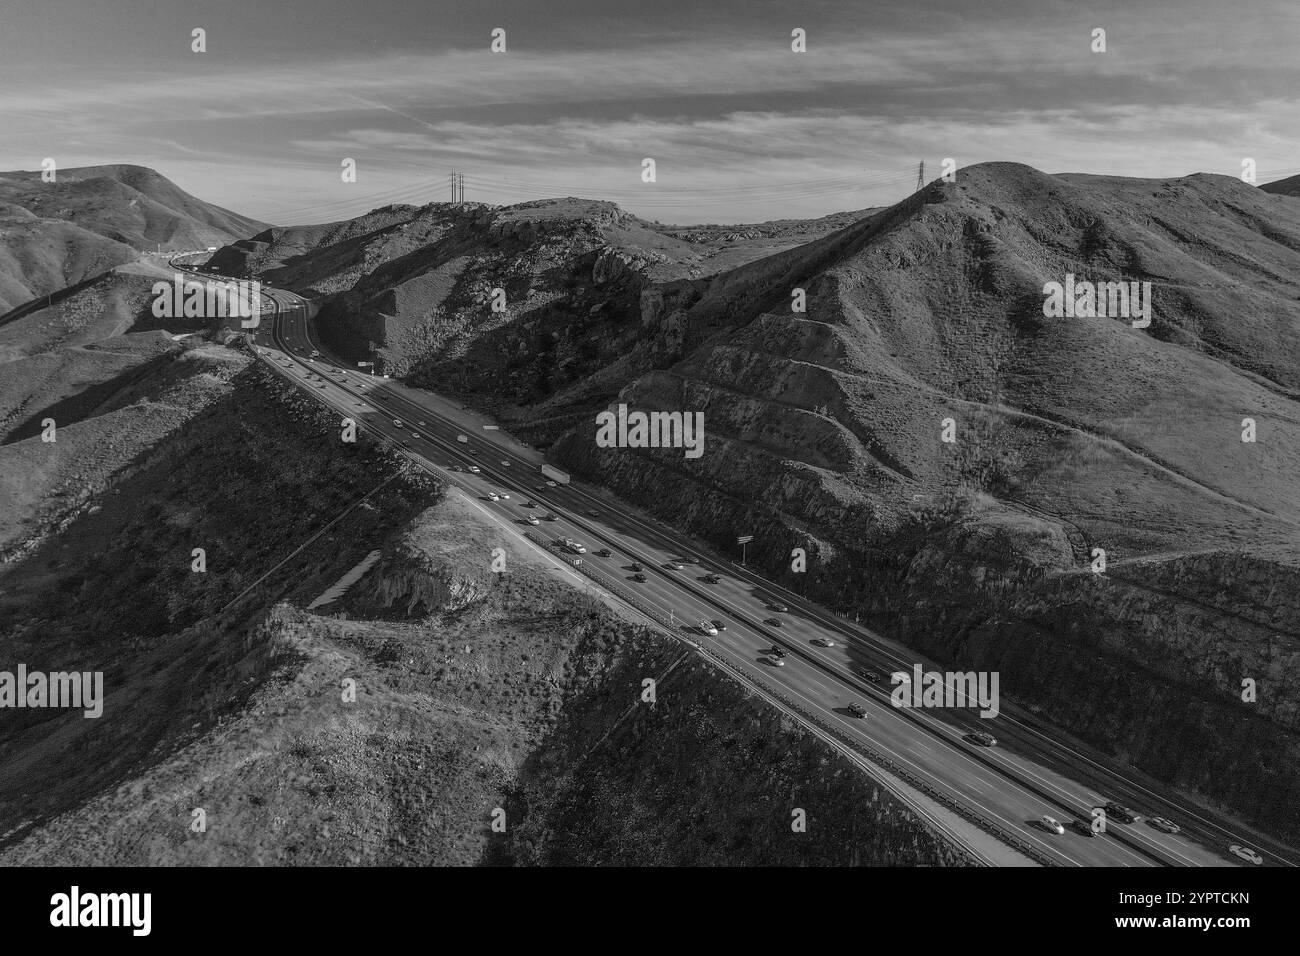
[0,362,437,847]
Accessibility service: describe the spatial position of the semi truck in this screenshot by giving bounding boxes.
[541,463,570,485]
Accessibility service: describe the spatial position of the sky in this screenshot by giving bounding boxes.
[2,0,1298,226]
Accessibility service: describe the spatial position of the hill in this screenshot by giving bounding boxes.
[1260,172,1300,197]
[0,164,268,313]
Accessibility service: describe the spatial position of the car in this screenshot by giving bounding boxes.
[448,465,461,472]
[311,350,320,357]
[1103,802,1138,824]
[400,439,410,446]
[1229,844,1263,865]
[587,509,599,517]
[631,573,647,582]
[1147,817,1181,835]
[468,465,481,474]
[764,617,783,627]
[812,637,835,648]
[501,460,510,467]
[702,573,721,583]
[469,450,479,456]
[525,516,540,526]
[685,557,699,564]
[595,549,612,558]
[497,491,510,499]
[543,513,558,521]
[629,563,643,572]
[546,480,557,487]
[969,731,998,747]
[392,419,403,428]
[768,646,786,658]
[767,602,789,613]
[534,485,545,492]
[1040,816,1065,835]
[846,703,867,718]
[411,432,421,439]
[418,421,426,426]
[487,492,500,501]
[710,619,727,632]
[698,621,718,637]
[767,656,786,667]
[855,667,884,684]
[1070,818,1098,838]
[668,562,684,571]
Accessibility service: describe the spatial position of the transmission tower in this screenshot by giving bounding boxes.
[916,161,925,192]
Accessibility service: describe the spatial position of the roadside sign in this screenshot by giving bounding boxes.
[737,535,754,544]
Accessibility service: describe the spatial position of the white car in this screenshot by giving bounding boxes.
[526,516,540,526]
[392,419,402,428]
[546,480,557,487]
[468,465,481,474]
[311,350,320,357]
[1040,816,1065,835]
[500,460,510,467]
[1229,844,1263,865]
[698,621,718,637]
[813,637,835,648]
[487,492,500,501]
[411,433,421,440]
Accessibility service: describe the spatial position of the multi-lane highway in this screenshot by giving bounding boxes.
[170,253,1297,869]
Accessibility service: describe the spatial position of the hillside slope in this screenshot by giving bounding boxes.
[545,162,1300,837]
[0,164,268,313]
[0,363,959,866]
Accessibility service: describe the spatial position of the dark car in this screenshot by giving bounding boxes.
[1103,802,1137,824]
[767,602,789,613]
[769,646,786,658]
[631,573,647,582]
[629,563,643,572]
[702,573,721,584]
[595,548,612,558]
[969,731,997,747]
[587,509,599,517]
[764,617,783,627]
[855,667,884,684]
[710,619,727,632]
[1071,818,1099,838]
[846,703,867,718]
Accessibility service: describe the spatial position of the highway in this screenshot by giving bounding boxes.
[168,251,1297,869]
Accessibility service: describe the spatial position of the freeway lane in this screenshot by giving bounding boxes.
[174,256,1293,868]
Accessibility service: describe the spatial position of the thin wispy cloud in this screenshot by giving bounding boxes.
[2,0,1297,224]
